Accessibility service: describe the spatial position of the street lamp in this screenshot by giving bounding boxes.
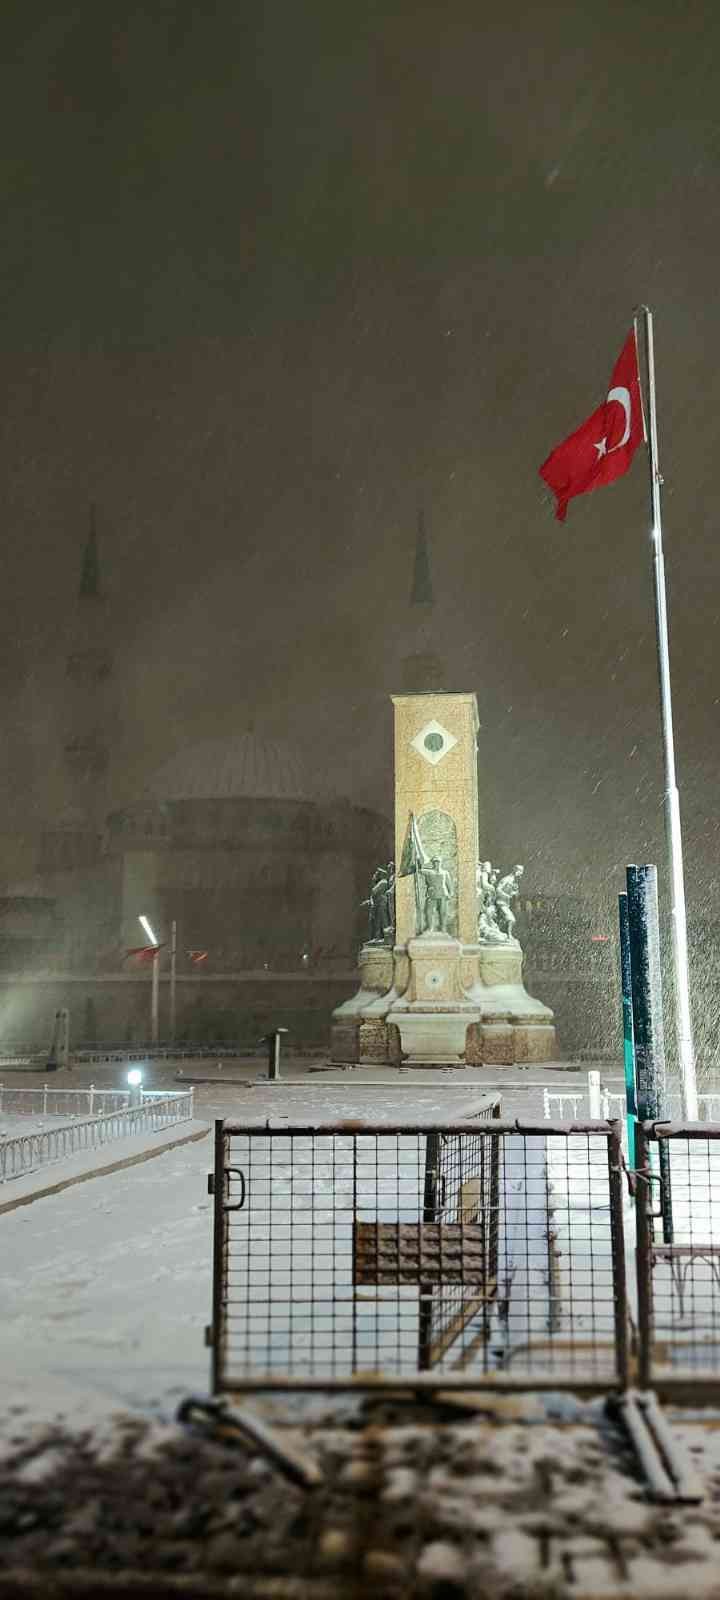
[127,1066,143,1107]
[139,915,160,1045]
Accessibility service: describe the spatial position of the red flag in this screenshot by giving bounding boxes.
[187,949,208,965]
[539,331,645,522]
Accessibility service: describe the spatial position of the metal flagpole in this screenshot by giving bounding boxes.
[151,948,160,1045]
[170,919,177,1043]
[635,305,698,1120]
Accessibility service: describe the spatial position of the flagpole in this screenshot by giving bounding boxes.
[151,948,160,1046]
[635,304,698,1120]
[170,919,177,1043]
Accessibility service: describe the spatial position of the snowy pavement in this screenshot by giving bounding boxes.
[4,1402,720,1597]
[0,1066,672,1429]
[1,1112,83,1135]
[0,1079,508,1436]
[4,1062,720,1597]
[1,1127,215,1433]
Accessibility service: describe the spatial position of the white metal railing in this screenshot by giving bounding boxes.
[0,1083,133,1117]
[543,1072,625,1124]
[543,1088,583,1119]
[543,1074,720,1125]
[0,1091,195,1184]
[0,1083,193,1118]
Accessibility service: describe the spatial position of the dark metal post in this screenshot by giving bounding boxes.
[608,1120,630,1389]
[209,1119,226,1395]
[262,1027,288,1080]
[618,893,638,1168]
[634,1121,653,1390]
[46,1007,70,1072]
[418,1131,441,1370]
[626,865,673,1243]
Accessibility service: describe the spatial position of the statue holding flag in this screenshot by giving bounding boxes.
[419,855,453,934]
[398,811,427,935]
[399,812,454,936]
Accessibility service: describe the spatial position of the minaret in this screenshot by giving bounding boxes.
[61,506,113,842]
[400,509,446,692]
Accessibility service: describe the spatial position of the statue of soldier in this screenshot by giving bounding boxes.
[419,855,453,934]
[495,865,524,942]
[476,859,505,943]
[385,861,396,941]
[362,867,392,943]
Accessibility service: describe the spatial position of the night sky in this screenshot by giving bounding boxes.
[2,1,720,910]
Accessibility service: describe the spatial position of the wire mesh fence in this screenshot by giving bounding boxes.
[209,1115,628,1393]
[636,1121,720,1391]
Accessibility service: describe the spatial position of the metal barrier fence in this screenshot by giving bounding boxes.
[0,1084,132,1117]
[0,1091,194,1184]
[208,1115,627,1394]
[0,1041,318,1065]
[636,1121,720,1396]
[543,1073,626,1123]
[544,1080,720,1125]
[0,1084,192,1118]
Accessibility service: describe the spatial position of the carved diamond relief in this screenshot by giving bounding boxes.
[410,719,458,767]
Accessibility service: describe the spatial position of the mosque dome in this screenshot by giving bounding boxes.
[149,733,314,804]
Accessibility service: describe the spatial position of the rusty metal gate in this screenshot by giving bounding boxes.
[207,1114,628,1393]
[413,1121,500,1369]
[636,1120,720,1398]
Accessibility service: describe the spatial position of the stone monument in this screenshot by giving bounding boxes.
[330,691,556,1065]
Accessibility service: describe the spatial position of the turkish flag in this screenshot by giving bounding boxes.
[539,331,645,522]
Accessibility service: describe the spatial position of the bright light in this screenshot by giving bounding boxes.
[127,1068,143,1087]
[139,915,157,945]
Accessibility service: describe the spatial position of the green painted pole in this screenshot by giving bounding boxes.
[618,893,637,1167]
[626,864,673,1245]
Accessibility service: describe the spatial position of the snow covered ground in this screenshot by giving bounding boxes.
[1,1129,214,1438]
[1,1080,509,1437]
[1,1112,83,1135]
[8,1066,713,1437]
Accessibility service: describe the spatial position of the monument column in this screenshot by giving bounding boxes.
[386,693,482,1062]
[330,690,556,1068]
[392,693,479,947]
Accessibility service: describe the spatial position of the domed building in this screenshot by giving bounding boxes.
[106,731,389,974]
[0,526,390,1048]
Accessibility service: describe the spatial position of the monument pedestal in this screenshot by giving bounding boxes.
[330,943,395,1063]
[462,941,556,1064]
[386,933,481,1064]
[330,934,556,1066]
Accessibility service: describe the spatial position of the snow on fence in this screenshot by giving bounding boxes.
[543,1074,720,1127]
[0,1083,135,1117]
[0,1090,194,1184]
[543,1072,626,1124]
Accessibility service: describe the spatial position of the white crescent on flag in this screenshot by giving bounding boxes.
[605,385,631,451]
